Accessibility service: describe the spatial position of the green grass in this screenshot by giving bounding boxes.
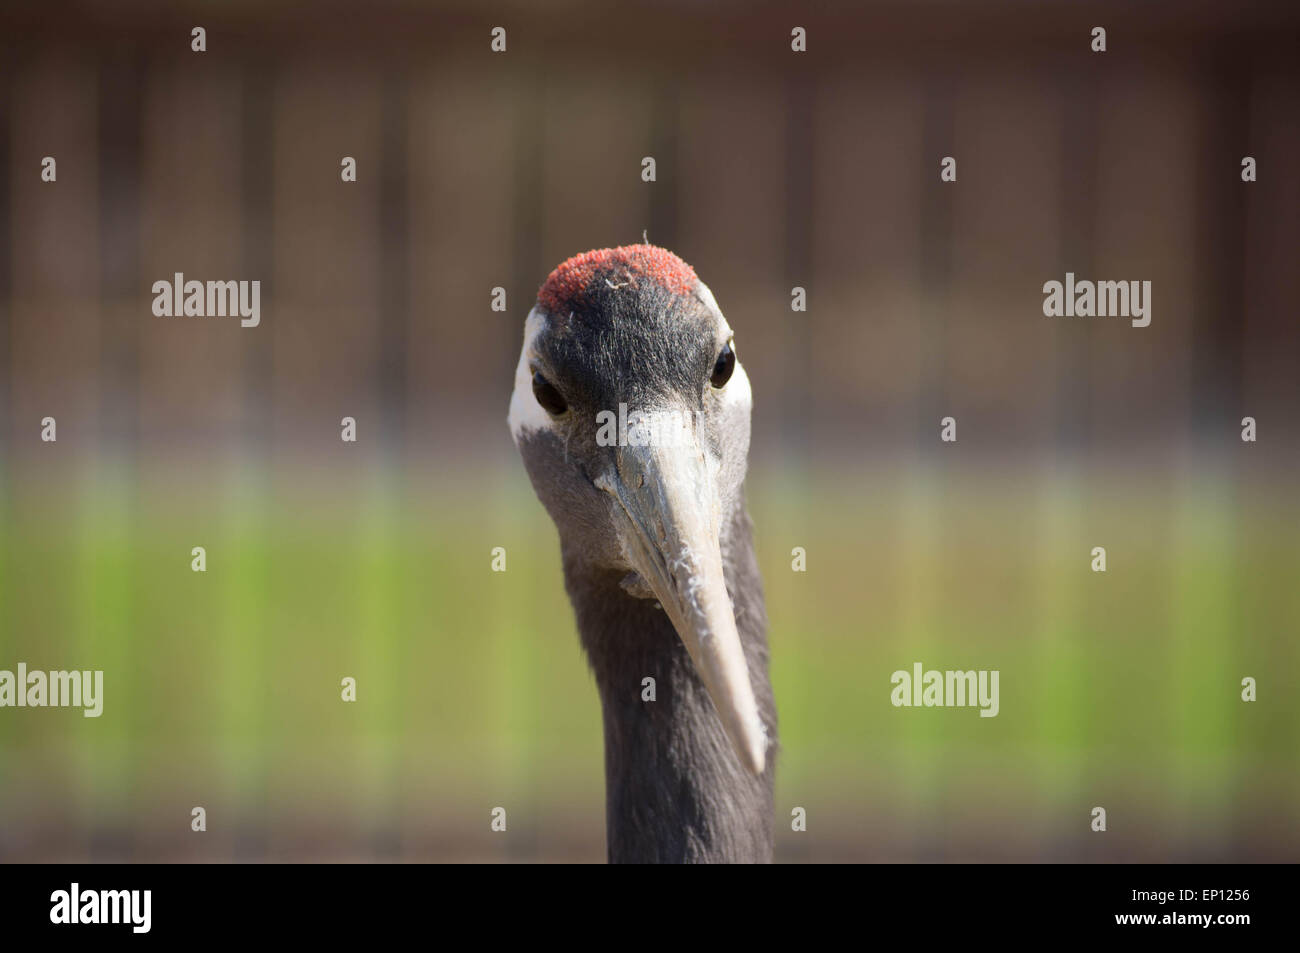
[1,459,1296,860]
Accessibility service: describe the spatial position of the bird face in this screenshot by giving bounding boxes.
[508,245,766,774]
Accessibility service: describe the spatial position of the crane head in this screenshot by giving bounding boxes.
[508,244,767,775]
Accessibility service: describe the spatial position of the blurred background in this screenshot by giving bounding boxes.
[0,0,1297,861]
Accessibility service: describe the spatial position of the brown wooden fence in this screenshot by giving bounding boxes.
[1,1,1297,470]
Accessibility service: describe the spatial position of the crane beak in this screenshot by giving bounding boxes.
[598,439,768,776]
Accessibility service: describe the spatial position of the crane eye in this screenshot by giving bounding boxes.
[710,341,735,389]
[532,371,568,416]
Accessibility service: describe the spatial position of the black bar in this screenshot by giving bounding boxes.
[0,862,1283,940]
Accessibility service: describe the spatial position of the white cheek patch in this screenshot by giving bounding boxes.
[507,308,555,444]
[694,278,750,515]
[720,358,752,416]
[694,281,732,341]
[696,280,748,414]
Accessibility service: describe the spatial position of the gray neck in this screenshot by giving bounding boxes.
[563,503,777,863]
